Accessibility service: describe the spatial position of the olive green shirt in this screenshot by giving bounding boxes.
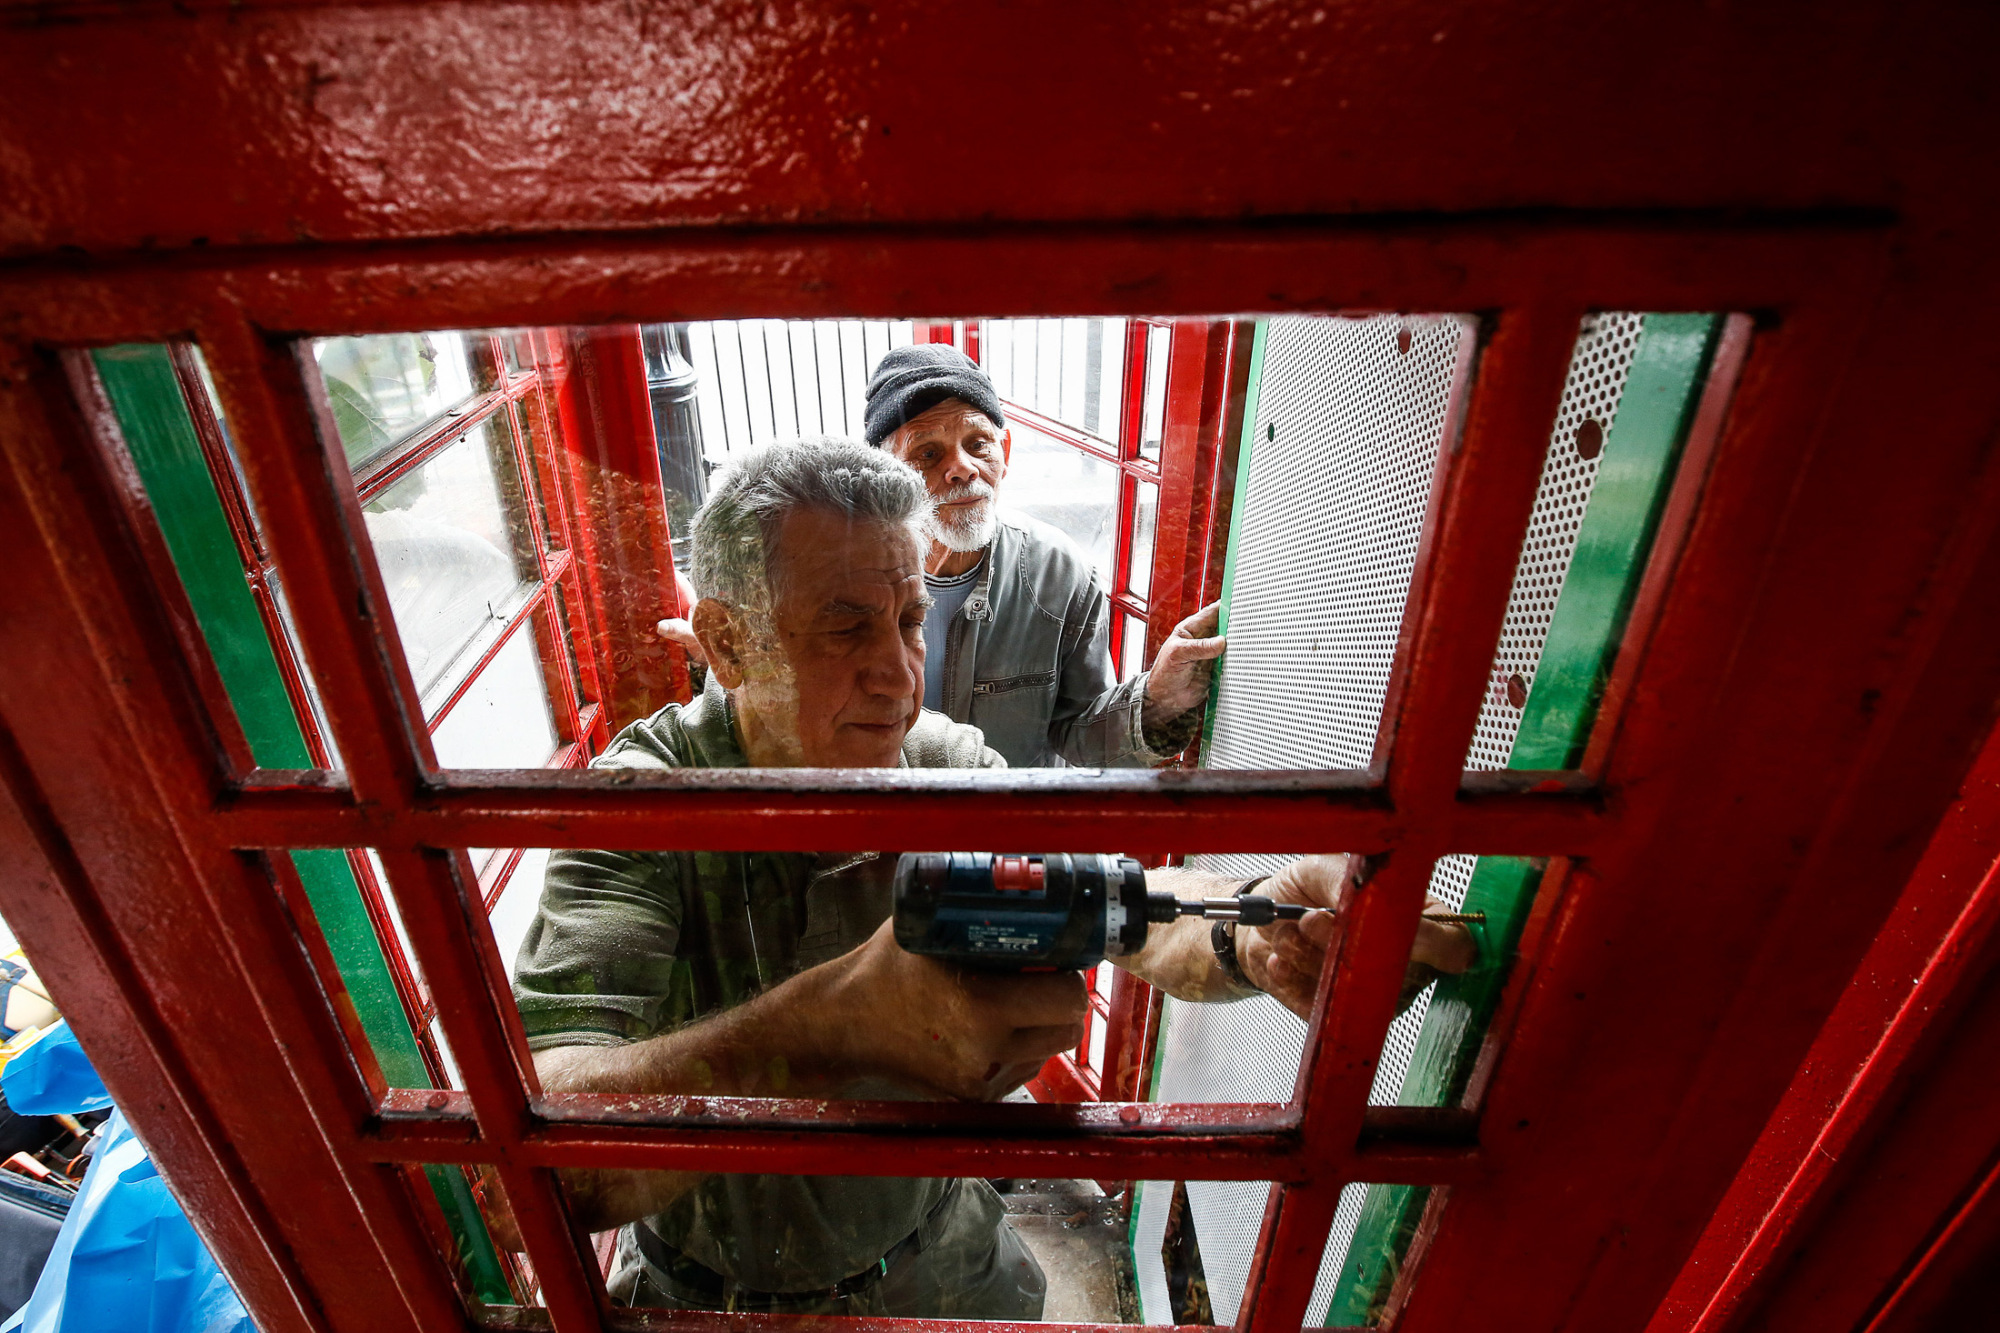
[512,674,1004,1292]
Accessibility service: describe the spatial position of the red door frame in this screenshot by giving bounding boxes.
[4,8,2000,1333]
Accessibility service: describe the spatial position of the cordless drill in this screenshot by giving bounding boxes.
[891,851,1325,972]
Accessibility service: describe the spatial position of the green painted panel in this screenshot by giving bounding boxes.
[1510,313,1721,770]
[92,347,512,1304]
[1325,314,1720,1324]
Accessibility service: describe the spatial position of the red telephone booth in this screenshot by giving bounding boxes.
[2,5,1999,1332]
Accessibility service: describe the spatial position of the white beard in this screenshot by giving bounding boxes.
[929,484,998,552]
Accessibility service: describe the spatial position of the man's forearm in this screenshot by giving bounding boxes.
[1116,866,1259,1002]
[533,957,856,1230]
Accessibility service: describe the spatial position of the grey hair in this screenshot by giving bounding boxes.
[690,437,932,617]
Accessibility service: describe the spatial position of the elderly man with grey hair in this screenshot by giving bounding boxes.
[510,439,1468,1319]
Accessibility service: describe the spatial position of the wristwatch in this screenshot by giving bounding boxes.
[1211,875,1271,992]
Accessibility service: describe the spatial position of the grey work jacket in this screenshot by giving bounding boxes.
[933,512,1178,768]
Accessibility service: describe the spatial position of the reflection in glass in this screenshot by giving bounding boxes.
[985,317,1128,443]
[1133,1175,1364,1327]
[429,630,558,769]
[687,319,917,462]
[1138,323,1171,460]
[1004,430,1120,592]
[314,332,477,468]
[1127,481,1159,601]
[1122,614,1149,680]
[362,420,537,698]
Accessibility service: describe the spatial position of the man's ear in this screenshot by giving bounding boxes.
[1000,427,1013,468]
[691,598,746,689]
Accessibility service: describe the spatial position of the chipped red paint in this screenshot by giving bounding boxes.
[2,5,2000,1333]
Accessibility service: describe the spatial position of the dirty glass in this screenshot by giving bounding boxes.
[1121,613,1149,681]
[361,417,539,702]
[313,331,479,470]
[983,317,1128,444]
[426,628,559,769]
[1137,322,1171,461]
[1127,479,1159,602]
[1004,426,1122,593]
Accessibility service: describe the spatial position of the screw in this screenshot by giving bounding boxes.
[425,1092,448,1111]
[1506,673,1529,708]
[1266,422,1276,442]
[1118,1105,1142,1125]
[1396,328,1413,356]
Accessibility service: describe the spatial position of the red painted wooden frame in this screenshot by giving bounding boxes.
[3,16,1999,1331]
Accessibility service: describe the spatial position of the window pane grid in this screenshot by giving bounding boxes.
[156,311,1685,1333]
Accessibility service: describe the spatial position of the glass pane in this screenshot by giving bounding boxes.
[1004,430,1121,592]
[429,629,558,769]
[361,419,538,700]
[1122,614,1149,680]
[90,344,325,772]
[499,836,1215,1320]
[313,331,478,469]
[1133,1177,1381,1326]
[1138,323,1170,460]
[1127,480,1159,601]
[512,397,557,542]
[548,582,588,716]
[981,317,1125,446]
[686,319,913,462]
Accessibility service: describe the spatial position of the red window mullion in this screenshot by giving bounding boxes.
[1147,318,1235,650]
[168,342,267,566]
[531,579,588,749]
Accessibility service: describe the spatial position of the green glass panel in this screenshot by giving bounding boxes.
[92,345,512,1304]
[92,345,311,771]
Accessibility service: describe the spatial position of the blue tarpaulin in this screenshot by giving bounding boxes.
[0,1023,255,1333]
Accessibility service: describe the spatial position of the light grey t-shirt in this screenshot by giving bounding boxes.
[922,559,983,712]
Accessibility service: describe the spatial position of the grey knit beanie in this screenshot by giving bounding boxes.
[862,344,1008,447]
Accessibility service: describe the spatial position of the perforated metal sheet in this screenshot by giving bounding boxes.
[1139,314,1648,1325]
[1203,314,1473,772]
[1465,312,1645,770]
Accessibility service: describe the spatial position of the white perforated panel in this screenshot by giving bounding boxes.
[1203,314,1473,772]
[1138,314,1649,1324]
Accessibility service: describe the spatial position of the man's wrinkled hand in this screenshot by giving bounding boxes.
[1142,601,1226,726]
[657,617,709,664]
[1235,854,1350,1019]
[1236,857,1480,1020]
[832,919,1088,1101]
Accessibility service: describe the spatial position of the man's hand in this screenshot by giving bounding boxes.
[1236,856,1479,1021]
[830,918,1088,1102]
[657,617,709,664]
[1142,602,1226,726]
[1235,855,1350,1019]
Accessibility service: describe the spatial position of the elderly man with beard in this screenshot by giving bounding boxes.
[862,344,1221,767]
[517,438,1476,1318]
